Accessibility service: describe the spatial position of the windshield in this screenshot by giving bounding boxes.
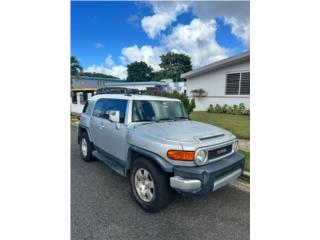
[132,100,188,122]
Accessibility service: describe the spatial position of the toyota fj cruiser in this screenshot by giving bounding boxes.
[78,88,244,212]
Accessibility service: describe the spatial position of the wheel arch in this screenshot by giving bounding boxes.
[78,125,93,144]
[126,146,173,176]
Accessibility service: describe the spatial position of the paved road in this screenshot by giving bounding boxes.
[71,125,250,240]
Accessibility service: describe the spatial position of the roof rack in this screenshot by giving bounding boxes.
[95,87,142,95]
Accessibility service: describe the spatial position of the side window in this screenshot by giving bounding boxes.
[92,99,106,118]
[104,99,128,123]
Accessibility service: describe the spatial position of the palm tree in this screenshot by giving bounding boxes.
[71,56,83,76]
[191,88,208,97]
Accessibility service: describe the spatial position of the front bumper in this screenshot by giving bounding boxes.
[170,152,244,195]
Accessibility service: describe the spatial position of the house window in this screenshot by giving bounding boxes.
[225,72,250,95]
[240,72,250,95]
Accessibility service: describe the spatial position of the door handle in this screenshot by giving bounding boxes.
[99,123,105,129]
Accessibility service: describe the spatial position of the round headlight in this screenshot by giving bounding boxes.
[233,140,239,152]
[194,150,207,165]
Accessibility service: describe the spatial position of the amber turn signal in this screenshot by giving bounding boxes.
[167,150,195,161]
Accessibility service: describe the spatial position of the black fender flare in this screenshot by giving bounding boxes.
[126,145,173,174]
[78,124,93,143]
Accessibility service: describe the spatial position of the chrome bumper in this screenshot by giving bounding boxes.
[213,168,242,191]
[170,168,242,194]
[170,176,201,193]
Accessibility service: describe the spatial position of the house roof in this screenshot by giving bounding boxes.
[181,51,250,79]
[106,81,167,86]
[71,75,126,82]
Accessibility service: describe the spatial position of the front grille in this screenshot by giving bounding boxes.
[208,144,233,160]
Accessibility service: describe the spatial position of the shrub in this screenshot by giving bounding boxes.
[207,104,214,113]
[227,106,233,114]
[232,105,238,114]
[238,103,246,115]
[207,102,250,115]
[214,104,222,113]
[185,97,196,114]
[222,104,228,113]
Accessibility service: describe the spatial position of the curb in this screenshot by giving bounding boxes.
[241,170,250,181]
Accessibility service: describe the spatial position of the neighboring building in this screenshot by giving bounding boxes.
[182,51,250,111]
[71,76,125,113]
[70,76,168,113]
[105,81,167,92]
[161,79,187,94]
[71,75,126,89]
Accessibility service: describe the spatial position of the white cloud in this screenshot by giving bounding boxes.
[162,19,227,67]
[95,42,104,48]
[85,64,127,79]
[190,1,250,45]
[105,54,115,67]
[143,1,250,45]
[120,45,165,70]
[141,2,189,38]
[86,2,250,78]
[224,17,250,45]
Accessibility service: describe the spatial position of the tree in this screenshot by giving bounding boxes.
[80,72,119,79]
[159,52,192,82]
[71,56,83,76]
[151,70,167,82]
[127,61,153,82]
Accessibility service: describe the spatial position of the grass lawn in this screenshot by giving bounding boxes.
[71,114,79,124]
[190,112,250,139]
[240,150,250,172]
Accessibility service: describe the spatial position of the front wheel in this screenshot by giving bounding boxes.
[130,157,175,212]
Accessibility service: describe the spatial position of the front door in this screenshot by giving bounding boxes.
[99,99,129,162]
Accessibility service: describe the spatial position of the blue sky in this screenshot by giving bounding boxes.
[71,1,249,79]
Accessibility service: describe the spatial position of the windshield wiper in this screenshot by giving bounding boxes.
[173,116,189,121]
[156,118,175,122]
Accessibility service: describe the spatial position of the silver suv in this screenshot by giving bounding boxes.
[78,90,244,212]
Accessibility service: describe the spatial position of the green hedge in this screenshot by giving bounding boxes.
[207,103,250,115]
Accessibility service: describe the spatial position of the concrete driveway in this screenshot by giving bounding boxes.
[71,125,250,240]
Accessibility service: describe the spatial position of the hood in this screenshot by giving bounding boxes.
[133,120,233,145]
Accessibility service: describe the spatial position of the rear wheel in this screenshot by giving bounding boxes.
[130,157,174,212]
[79,132,95,162]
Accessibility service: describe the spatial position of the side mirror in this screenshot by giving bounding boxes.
[108,110,120,123]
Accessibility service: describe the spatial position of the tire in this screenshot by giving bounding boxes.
[79,132,95,162]
[130,157,175,212]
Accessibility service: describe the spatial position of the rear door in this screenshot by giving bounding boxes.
[90,98,107,149]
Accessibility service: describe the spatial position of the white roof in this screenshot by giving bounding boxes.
[181,51,250,79]
[89,94,180,102]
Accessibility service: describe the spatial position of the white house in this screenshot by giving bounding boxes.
[182,51,250,111]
